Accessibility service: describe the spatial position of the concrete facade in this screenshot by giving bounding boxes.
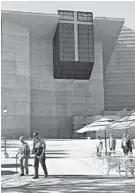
[1,18,104,138]
[104,26,135,111]
[30,37,104,138]
[1,20,30,138]
[1,10,134,139]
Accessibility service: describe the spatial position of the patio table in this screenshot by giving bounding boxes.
[116,156,135,177]
[102,151,122,157]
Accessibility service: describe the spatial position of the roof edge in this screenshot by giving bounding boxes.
[1,9,60,18]
[94,17,125,22]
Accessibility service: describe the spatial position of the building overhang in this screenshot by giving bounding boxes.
[2,11,125,69]
[94,17,125,70]
[1,10,60,39]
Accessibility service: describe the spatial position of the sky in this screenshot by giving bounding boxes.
[1,1,135,30]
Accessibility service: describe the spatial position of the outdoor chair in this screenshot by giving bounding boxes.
[106,156,121,176]
[125,159,135,178]
[92,150,105,167]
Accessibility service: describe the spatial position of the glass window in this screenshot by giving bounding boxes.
[58,10,74,21]
[77,12,93,22]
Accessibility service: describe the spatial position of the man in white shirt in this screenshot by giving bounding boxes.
[109,134,116,151]
[16,136,30,176]
[121,133,128,154]
[96,136,103,157]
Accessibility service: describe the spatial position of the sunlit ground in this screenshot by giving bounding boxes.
[1,139,135,193]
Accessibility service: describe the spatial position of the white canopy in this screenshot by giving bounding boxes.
[76,117,114,133]
[109,112,135,130]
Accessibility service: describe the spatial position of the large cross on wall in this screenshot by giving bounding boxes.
[59,11,93,62]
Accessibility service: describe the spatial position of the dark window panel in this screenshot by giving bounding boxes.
[60,51,74,55]
[78,24,91,30]
[89,47,94,52]
[60,38,74,43]
[60,49,75,53]
[90,58,94,62]
[89,38,94,44]
[62,55,75,59]
[79,56,90,60]
[59,34,74,38]
[59,35,74,39]
[78,30,88,34]
[79,35,89,39]
[59,23,74,28]
[79,44,89,48]
[79,48,90,53]
[58,10,74,21]
[78,22,94,63]
[77,12,93,22]
[59,31,74,35]
[62,58,75,61]
[89,47,94,51]
[79,39,89,44]
[60,44,75,48]
[79,58,90,62]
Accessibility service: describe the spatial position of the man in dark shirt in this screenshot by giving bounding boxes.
[32,132,48,179]
[126,135,133,154]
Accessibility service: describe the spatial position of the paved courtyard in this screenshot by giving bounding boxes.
[1,139,135,193]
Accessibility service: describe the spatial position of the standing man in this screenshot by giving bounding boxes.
[96,136,103,157]
[16,136,30,176]
[109,134,116,151]
[121,133,128,154]
[126,135,133,154]
[32,132,48,179]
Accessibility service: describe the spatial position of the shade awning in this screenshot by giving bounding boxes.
[76,117,114,133]
[109,112,135,129]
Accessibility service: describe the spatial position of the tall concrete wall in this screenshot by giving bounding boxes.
[104,26,135,111]
[30,37,104,138]
[1,20,30,138]
[1,20,104,139]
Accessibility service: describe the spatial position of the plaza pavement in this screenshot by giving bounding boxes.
[1,139,135,193]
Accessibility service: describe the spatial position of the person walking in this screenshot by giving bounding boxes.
[32,132,48,179]
[108,134,116,151]
[16,136,30,176]
[121,134,128,155]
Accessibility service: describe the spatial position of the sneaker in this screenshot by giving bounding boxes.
[33,176,39,179]
[20,173,24,176]
[44,174,48,178]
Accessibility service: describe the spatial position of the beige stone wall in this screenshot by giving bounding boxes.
[104,26,135,111]
[1,20,30,138]
[30,37,104,138]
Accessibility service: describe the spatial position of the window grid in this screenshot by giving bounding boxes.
[58,23,75,61]
[78,24,94,62]
[77,12,93,22]
[58,10,74,21]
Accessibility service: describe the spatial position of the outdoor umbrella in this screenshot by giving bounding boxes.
[109,112,135,131]
[76,117,115,154]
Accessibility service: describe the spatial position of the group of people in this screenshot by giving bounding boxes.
[17,131,134,177]
[121,133,134,155]
[16,132,48,179]
[96,133,134,156]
